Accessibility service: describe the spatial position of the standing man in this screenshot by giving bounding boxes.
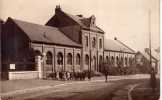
[103,63,109,82]
[87,71,91,80]
[150,68,156,92]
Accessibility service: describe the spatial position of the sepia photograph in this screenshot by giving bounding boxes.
[0,0,160,100]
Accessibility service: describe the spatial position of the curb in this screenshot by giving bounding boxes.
[127,84,140,100]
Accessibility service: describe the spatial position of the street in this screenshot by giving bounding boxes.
[1,74,151,100]
[23,79,148,100]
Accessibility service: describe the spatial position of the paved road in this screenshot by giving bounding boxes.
[2,74,150,100]
[22,79,148,100]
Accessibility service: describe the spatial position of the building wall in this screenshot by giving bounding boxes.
[82,29,104,72]
[104,50,136,68]
[31,43,82,78]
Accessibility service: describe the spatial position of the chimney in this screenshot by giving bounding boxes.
[55,5,61,13]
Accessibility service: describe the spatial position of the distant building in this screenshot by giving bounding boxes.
[104,38,136,69]
[2,6,136,80]
[136,48,159,73]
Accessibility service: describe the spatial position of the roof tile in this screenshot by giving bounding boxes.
[12,18,82,47]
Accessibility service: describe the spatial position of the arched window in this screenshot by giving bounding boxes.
[57,52,63,65]
[90,15,96,26]
[106,56,109,64]
[76,53,80,65]
[121,57,124,66]
[46,51,53,65]
[92,37,96,48]
[116,56,119,65]
[111,56,114,65]
[93,56,97,70]
[125,57,127,66]
[67,53,72,65]
[129,57,132,65]
[85,55,89,65]
[132,58,135,64]
[99,38,102,49]
[85,36,88,47]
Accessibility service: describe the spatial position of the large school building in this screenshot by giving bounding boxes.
[1,6,136,80]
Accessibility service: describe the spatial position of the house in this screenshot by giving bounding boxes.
[136,49,159,73]
[1,6,136,80]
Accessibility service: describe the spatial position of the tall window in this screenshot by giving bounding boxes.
[129,57,132,65]
[92,37,96,48]
[116,56,119,65]
[111,56,114,65]
[120,57,124,66]
[57,52,63,65]
[46,51,53,65]
[99,38,102,49]
[85,36,88,47]
[125,57,127,66]
[67,53,72,65]
[93,56,97,70]
[85,55,89,65]
[76,54,80,65]
[106,56,109,64]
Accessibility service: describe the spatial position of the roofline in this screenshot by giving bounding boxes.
[59,9,104,34]
[136,51,158,61]
[82,27,104,34]
[104,49,136,54]
[114,39,136,53]
[31,41,82,48]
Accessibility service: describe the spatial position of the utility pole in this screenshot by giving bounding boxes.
[149,10,152,69]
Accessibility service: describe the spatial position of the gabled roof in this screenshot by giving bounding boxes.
[64,13,104,33]
[137,51,158,62]
[104,39,135,53]
[144,48,160,61]
[8,18,82,48]
[46,7,104,33]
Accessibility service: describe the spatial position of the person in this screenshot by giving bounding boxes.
[59,72,63,80]
[103,63,109,82]
[104,70,108,82]
[70,72,73,80]
[150,68,156,92]
[67,71,70,80]
[87,71,91,80]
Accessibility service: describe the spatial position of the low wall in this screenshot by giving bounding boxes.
[9,71,39,80]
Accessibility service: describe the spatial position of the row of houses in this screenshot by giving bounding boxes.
[1,6,159,80]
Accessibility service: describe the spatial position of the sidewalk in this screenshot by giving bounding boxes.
[1,76,106,94]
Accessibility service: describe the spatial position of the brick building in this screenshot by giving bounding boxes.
[1,6,136,80]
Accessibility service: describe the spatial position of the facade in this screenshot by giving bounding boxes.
[1,6,136,80]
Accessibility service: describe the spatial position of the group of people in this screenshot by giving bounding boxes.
[47,71,91,81]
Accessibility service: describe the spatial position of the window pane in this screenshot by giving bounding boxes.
[46,52,52,65]
[67,53,72,65]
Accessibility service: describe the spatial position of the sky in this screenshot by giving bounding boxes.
[0,0,160,52]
